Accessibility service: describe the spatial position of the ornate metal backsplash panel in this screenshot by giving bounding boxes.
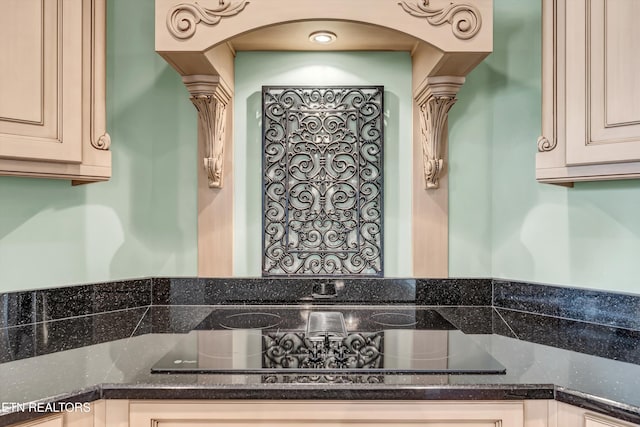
[262,86,384,276]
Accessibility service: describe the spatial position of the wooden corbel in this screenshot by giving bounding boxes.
[415,76,465,189]
[183,75,232,188]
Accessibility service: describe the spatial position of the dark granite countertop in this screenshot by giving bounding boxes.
[1,278,640,426]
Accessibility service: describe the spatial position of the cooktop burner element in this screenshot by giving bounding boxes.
[370,312,418,327]
[218,312,283,330]
[151,307,506,378]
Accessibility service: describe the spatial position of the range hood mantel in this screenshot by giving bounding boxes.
[155,0,492,190]
[154,0,493,277]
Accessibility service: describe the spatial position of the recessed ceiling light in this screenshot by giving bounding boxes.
[309,31,337,44]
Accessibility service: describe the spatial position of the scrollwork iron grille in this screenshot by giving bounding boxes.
[262,86,384,276]
[261,374,384,384]
[262,331,384,370]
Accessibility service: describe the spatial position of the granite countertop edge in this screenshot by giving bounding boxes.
[4,383,640,427]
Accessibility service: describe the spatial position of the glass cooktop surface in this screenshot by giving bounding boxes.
[151,307,505,377]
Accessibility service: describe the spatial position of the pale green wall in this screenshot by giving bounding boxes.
[0,0,197,291]
[233,51,413,277]
[2,0,640,294]
[449,0,640,294]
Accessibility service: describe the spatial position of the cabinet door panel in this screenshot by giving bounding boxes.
[156,422,500,427]
[0,0,82,163]
[586,414,639,427]
[602,1,640,127]
[129,401,523,427]
[566,0,640,165]
[556,402,639,427]
[0,0,45,124]
[10,414,63,427]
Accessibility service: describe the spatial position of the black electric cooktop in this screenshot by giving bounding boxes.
[151,307,505,377]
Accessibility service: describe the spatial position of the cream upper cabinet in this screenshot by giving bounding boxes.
[537,0,640,185]
[0,0,110,184]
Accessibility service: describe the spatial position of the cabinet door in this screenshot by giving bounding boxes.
[565,0,640,165]
[156,422,499,427]
[0,0,82,163]
[537,0,640,184]
[128,401,524,427]
[586,414,640,427]
[556,402,639,427]
[0,0,110,183]
[9,414,63,427]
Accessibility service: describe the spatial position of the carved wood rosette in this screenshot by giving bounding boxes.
[537,136,556,152]
[167,0,250,39]
[398,0,482,40]
[91,133,111,150]
[183,75,232,188]
[415,76,465,189]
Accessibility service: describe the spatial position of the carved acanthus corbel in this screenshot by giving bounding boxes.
[183,75,232,188]
[415,76,465,189]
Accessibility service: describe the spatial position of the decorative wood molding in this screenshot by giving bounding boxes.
[415,76,465,189]
[537,135,556,152]
[167,0,250,40]
[91,133,111,150]
[183,75,232,188]
[398,0,482,40]
[91,0,110,152]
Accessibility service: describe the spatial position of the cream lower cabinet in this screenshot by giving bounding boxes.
[8,401,530,427]
[536,0,640,185]
[9,415,63,427]
[6,407,91,427]
[126,400,528,427]
[557,402,639,427]
[10,400,639,427]
[0,0,110,184]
